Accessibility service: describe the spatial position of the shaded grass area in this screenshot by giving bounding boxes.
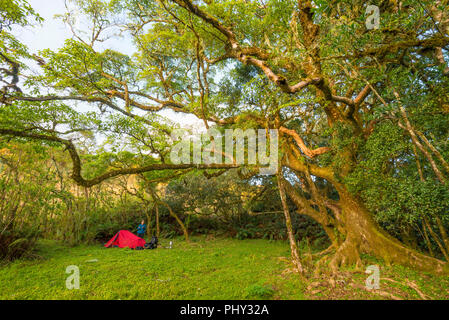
[0,236,447,300]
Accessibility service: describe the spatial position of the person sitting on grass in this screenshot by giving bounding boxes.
[136,220,146,239]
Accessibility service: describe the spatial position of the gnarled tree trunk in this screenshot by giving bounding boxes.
[281,146,449,275]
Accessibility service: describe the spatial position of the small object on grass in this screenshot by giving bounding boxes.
[86,259,98,263]
[144,236,158,249]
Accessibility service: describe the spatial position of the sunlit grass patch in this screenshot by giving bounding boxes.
[0,237,447,300]
[0,237,305,300]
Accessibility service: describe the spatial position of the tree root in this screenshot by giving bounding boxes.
[329,239,363,273]
[381,278,431,300]
[350,282,403,300]
[312,244,336,258]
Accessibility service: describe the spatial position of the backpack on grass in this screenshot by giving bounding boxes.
[145,236,158,249]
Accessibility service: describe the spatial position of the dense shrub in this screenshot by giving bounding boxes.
[158,209,328,245]
[0,227,40,261]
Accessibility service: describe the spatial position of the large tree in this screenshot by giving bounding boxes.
[1,0,449,273]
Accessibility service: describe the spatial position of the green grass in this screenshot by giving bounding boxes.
[0,237,305,300]
[0,236,447,300]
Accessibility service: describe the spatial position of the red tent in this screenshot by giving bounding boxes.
[104,230,146,249]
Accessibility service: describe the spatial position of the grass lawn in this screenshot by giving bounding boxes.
[0,236,448,300]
